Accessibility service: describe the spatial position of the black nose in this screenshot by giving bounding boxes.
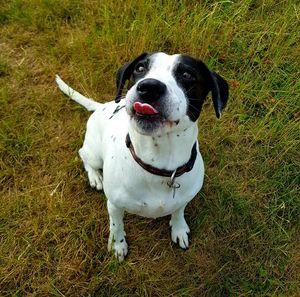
[137,78,167,102]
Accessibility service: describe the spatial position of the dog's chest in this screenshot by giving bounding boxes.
[107,177,188,218]
[128,196,179,219]
[103,151,203,219]
[125,179,184,218]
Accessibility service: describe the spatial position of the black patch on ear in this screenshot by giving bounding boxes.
[115,53,149,103]
[210,71,229,119]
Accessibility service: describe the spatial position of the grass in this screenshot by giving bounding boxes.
[0,0,299,296]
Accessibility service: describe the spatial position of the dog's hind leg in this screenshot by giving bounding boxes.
[79,147,103,191]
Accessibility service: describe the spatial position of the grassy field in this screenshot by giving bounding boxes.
[0,0,299,296]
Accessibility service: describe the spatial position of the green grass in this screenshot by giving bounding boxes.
[0,0,299,296]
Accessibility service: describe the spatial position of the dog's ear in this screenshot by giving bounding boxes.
[209,71,229,119]
[115,53,149,103]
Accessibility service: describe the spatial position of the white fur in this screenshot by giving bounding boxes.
[56,53,205,261]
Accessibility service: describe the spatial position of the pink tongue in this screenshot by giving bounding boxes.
[133,102,159,115]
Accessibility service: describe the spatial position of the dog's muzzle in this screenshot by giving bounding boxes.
[129,78,171,134]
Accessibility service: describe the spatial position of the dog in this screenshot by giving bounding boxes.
[55,52,229,261]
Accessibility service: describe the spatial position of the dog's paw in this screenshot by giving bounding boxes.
[170,220,190,249]
[87,169,103,190]
[108,237,128,261]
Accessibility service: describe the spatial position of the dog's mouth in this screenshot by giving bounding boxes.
[133,102,159,116]
[132,102,166,122]
[130,101,180,134]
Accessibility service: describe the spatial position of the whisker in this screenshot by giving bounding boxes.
[187,102,201,112]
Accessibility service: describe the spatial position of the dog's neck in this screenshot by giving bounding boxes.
[128,124,198,171]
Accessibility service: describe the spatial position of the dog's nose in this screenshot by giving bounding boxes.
[137,79,166,102]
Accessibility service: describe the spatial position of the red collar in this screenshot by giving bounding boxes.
[125,133,197,178]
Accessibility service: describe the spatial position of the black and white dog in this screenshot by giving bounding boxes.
[56,52,229,261]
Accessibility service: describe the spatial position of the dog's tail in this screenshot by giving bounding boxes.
[55,75,102,111]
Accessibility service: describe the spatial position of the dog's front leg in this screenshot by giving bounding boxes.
[170,204,190,249]
[107,200,128,261]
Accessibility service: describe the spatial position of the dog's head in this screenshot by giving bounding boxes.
[115,52,229,135]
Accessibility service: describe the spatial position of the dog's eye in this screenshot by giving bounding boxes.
[135,63,146,74]
[182,71,194,80]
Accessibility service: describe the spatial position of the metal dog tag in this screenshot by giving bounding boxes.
[167,170,181,198]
